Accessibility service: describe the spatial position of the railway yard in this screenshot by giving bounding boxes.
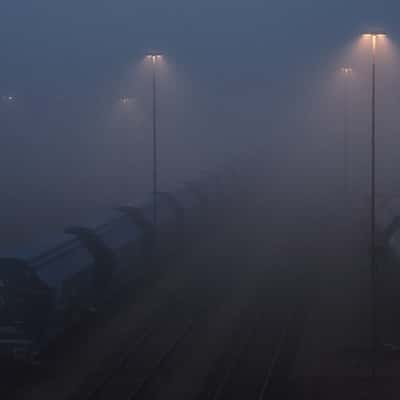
[2,185,400,400]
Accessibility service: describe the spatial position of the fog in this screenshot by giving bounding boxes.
[6,3,400,398]
[2,0,400,251]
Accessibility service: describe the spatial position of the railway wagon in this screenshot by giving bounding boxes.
[0,177,224,362]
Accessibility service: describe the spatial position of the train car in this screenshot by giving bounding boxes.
[375,199,400,348]
[0,178,224,362]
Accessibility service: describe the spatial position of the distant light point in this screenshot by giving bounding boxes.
[341,67,353,74]
[2,95,15,104]
[146,52,163,64]
[120,97,131,105]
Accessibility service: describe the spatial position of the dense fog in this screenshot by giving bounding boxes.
[2,0,400,252]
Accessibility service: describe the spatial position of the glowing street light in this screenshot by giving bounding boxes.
[341,67,353,75]
[2,95,15,104]
[363,30,387,378]
[148,54,162,64]
[340,67,353,198]
[146,52,163,233]
[120,96,131,105]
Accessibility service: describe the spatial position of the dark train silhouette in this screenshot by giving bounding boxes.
[0,177,226,362]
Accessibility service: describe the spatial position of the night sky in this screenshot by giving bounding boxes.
[1,1,399,92]
[1,0,400,250]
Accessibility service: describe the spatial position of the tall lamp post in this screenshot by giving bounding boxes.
[147,53,163,232]
[364,31,386,378]
[341,67,353,199]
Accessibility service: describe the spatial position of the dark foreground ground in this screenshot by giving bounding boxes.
[3,186,400,399]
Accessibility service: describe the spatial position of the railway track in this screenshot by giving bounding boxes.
[75,267,312,400]
[24,200,322,400]
[196,262,314,400]
[71,249,312,399]
[67,250,234,400]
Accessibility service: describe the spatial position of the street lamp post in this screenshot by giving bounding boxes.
[364,31,386,379]
[147,53,162,234]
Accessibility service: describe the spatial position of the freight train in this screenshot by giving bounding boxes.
[0,177,226,362]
